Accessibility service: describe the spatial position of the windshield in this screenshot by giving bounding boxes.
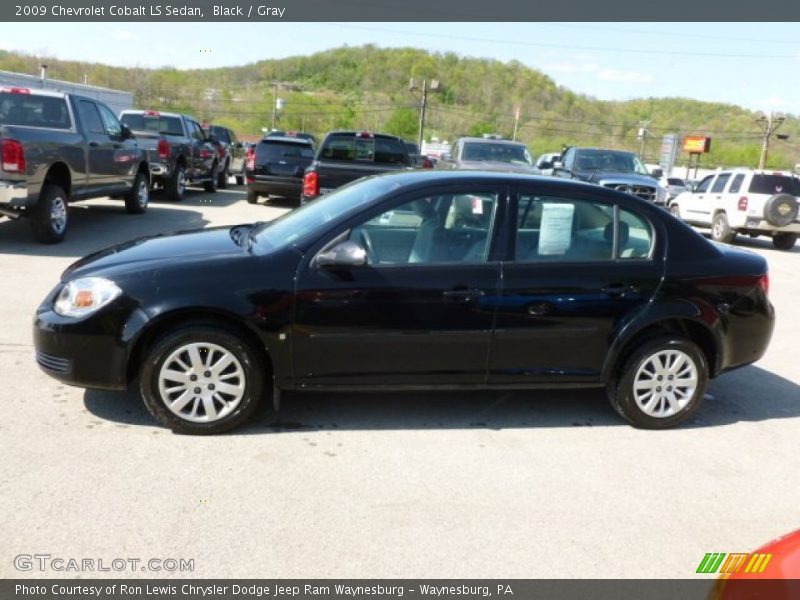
[461,142,533,165]
[251,176,403,253]
[575,150,649,175]
[120,113,183,136]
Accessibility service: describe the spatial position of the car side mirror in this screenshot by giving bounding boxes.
[315,240,367,269]
[120,124,134,140]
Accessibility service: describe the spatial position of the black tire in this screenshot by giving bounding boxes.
[246,189,258,204]
[235,173,245,186]
[31,183,69,244]
[203,162,219,193]
[711,212,736,243]
[166,163,186,201]
[124,171,149,215]
[139,324,265,435]
[217,159,229,189]
[763,193,798,227]
[609,336,708,429]
[773,232,798,251]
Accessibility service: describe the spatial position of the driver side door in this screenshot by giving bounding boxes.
[292,185,505,387]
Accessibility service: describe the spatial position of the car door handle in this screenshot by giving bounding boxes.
[601,284,639,297]
[89,142,99,147]
[442,289,483,303]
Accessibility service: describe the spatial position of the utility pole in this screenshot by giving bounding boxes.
[512,106,521,141]
[756,111,786,169]
[410,78,441,151]
[638,120,650,159]
[271,81,279,129]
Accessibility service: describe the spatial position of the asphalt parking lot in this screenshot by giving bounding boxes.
[1,183,798,579]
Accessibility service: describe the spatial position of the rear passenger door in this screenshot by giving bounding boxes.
[76,99,116,191]
[488,188,664,385]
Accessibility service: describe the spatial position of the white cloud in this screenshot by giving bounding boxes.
[111,29,137,41]
[762,95,787,108]
[595,68,655,83]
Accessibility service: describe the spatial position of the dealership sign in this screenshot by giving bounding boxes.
[683,136,712,153]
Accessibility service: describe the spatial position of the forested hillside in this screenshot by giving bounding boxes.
[1,45,797,169]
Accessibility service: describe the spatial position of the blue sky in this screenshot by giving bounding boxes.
[2,22,799,114]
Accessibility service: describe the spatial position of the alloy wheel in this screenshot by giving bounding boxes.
[632,349,698,418]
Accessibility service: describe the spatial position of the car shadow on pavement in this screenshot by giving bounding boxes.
[150,184,248,208]
[0,203,209,258]
[83,365,800,434]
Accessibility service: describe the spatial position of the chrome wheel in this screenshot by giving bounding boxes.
[50,196,67,234]
[177,169,186,196]
[136,178,149,208]
[633,349,698,418]
[157,342,246,423]
[712,219,723,239]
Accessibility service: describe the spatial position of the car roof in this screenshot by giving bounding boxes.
[459,137,527,146]
[325,130,404,140]
[258,136,313,145]
[121,109,182,118]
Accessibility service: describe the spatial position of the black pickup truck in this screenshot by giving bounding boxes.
[119,110,220,201]
[301,131,412,204]
[0,86,150,243]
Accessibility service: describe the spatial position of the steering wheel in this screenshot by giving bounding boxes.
[357,229,377,265]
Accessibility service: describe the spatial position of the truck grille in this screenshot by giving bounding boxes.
[36,351,72,374]
[604,183,657,202]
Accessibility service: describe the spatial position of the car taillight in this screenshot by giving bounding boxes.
[303,171,319,198]
[1,87,30,95]
[199,148,214,160]
[144,110,160,117]
[759,273,769,296]
[738,196,748,211]
[422,157,434,169]
[245,147,255,170]
[357,132,374,139]
[157,139,170,160]
[1,139,26,173]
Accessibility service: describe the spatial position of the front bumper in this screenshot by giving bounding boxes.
[0,179,29,208]
[33,294,146,390]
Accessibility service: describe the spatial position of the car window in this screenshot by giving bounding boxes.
[667,178,684,185]
[349,192,499,266]
[97,104,122,138]
[77,100,105,135]
[728,173,745,194]
[618,209,654,259]
[711,173,731,193]
[747,174,800,196]
[695,175,714,193]
[120,113,184,136]
[255,140,314,160]
[320,134,407,164]
[212,127,231,144]
[0,92,71,129]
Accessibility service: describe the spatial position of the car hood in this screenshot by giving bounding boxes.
[62,225,253,280]
[577,171,659,186]
[457,160,540,174]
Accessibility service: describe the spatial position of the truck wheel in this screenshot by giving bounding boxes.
[125,171,149,215]
[166,164,186,201]
[773,232,798,250]
[711,212,736,244]
[31,184,69,244]
[204,162,219,193]
[609,336,707,429]
[246,189,258,204]
[235,169,245,186]
[217,159,229,189]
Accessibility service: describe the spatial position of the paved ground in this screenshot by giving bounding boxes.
[1,183,798,579]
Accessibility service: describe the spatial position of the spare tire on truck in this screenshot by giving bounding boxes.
[763,193,798,227]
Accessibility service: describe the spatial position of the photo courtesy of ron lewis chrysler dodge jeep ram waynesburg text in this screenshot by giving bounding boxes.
[33,171,774,434]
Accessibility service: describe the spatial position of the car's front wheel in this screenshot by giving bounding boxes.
[711,212,736,243]
[203,162,219,193]
[609,336,708,429]
[140,324,265,434]
[125,171,149,214]
[217,159,229,189]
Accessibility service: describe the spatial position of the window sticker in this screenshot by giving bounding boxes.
[538,203,575,255]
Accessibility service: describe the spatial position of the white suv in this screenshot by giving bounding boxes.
[669,169,800,250]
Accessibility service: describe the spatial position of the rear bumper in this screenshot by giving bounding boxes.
[149,162,170,178]
[739,218,800,234]
[248,176,302,199]
[0,179,29,209]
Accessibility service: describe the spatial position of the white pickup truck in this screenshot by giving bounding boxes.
[669,169,800,250]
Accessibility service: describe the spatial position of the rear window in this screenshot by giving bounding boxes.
[747,174,800,196]
[320,134,407,164]
[256,140,315,161]
[463,142,533,165]
[210,126,231,144]
[667,178,684,185]
[120,113,183,136]
[0,92,71,129]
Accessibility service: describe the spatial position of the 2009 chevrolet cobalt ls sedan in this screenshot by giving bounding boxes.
[34,171,774,434]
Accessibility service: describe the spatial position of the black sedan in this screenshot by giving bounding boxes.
[34,171,775,434]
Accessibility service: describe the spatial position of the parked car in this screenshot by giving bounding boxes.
[204,124,246,187]
[33,171,774,434]
[0,86,150,243]
[403,140,434,169]
[245,135,315,204]
[554,147,668,205]
[669,169,800,250]
[119,110,220,201]
[661,177,688,199]
[439,136,538,174]
[301,130,412,204]
[535,152,562,175]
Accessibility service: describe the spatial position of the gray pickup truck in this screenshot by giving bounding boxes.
[119,110,220,201]
[301,131,412,204]
[0,87,150,243]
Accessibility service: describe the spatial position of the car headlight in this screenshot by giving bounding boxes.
[54,277,122,318]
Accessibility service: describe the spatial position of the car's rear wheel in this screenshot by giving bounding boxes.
[166,164,186,201]
[609,336,707,429]
[140,325,265,434]
[711,212,736,243]
[246,189,258,204]
[125,171,149,214]
[31,183,69,244]
[772,232,798,250]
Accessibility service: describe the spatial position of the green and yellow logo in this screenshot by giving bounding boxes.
[696,552,772,575]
